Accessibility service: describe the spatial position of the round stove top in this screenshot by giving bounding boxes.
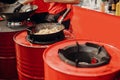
[13,30,74,48]
[43,40,120,77]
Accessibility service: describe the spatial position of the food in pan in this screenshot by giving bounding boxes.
[34,27,60,35]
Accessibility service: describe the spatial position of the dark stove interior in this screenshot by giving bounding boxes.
[58,42,111,68]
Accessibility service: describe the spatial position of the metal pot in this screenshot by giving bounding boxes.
[0,4,38,22]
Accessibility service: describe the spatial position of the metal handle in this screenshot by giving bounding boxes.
[25,4,34,12]
[58,8,71,24]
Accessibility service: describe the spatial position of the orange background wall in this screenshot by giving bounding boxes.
[71,6,120,49]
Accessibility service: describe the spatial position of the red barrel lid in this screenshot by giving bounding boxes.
[43,39,120,77]
[13,30,74,48]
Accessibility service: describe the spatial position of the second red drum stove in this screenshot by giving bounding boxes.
[13,30,74,80]
[43,39,120,80]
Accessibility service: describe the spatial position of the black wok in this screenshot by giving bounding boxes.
[27,23,65,44]
[0,4,38,22]
[27,8,71,44]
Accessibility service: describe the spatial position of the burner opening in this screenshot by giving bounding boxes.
[58,42,111,68]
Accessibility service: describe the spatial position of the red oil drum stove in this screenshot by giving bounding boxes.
[13,30,74,80]
[0,4,37,79]
[0,20,31,79]
[43,39,120,80]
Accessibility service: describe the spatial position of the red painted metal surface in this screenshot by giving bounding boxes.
[14,30,73,80]
[0,32,18,79]
[0,19,33,79]
[43,39,120,80]
[71,6,120,49]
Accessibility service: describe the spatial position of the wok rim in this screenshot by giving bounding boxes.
[28,23,65,35]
